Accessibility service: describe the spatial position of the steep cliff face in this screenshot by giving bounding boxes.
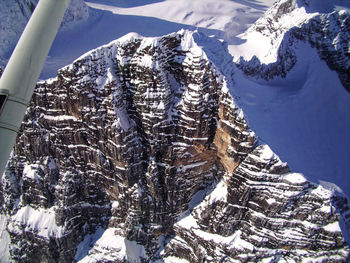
[1,30,256,262]
[236,0,350,91]
[165,145,350,262]
[0,29,349,262]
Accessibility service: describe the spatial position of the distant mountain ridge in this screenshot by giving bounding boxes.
[236,0,350,91]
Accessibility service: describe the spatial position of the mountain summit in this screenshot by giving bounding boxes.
[233,0,350,91]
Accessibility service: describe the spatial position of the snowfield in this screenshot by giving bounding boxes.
[41,0,274,79]
[231,42,350,198]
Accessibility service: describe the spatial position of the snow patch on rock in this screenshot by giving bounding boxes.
[8,205,64,239]
[76,227,147,263]
[0,214,10,263]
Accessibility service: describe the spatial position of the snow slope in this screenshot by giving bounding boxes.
[41,0,274,78]
[231,42,350,197]
[75,228,147,263]
[230,0,350,63]
[0,214,10,263]
[86,0,271,40]
[227,0,350,198]
[189,7,350,199]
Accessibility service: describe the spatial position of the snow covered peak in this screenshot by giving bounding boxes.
[256,144,278,162]
[232,0,318,63]
[71,29,213,70]
[232,0,350,80]
[271,0,334,15]
[270,0,349,17]
[258,0,350,34]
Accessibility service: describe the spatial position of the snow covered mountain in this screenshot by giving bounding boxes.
[1,30,350,263]
[1,0,350,262]
[0,0,89,64]
[234,0,350,90]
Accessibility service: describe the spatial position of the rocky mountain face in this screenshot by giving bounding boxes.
[0,27,349,262]
[237,0,350,91]
[167,145,350,262]
[0,0,89,62]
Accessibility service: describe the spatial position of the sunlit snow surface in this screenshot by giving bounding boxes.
[75,228,147,262]
[39,0,273,79]
[0,214,10,263]
[231,42,350,198]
